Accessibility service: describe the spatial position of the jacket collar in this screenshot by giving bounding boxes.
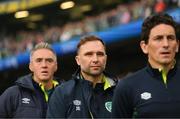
[15,73,35,91]
[146,63,177,80]
[72,67,117,90]
[15,73,60,91]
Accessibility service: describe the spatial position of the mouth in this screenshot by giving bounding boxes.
[160,51,170,55]
[160,51,171,57]
[91,66,101,68]
[41,71,48,75]
[90,66,101,70]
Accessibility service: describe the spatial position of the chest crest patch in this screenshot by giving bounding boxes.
[105,101,112,112]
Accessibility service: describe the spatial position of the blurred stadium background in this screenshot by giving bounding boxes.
[0,0,179,94]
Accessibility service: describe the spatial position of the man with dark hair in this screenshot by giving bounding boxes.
[47,35,117,118]
[112,13,180,118]
[0,42,60,118]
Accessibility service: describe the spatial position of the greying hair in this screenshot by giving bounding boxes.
[30,42,57,61]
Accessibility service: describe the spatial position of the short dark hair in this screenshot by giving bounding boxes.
[141,13,178,43]
[76,35,106,54]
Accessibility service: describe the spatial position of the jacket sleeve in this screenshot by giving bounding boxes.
[112,79,134,118]
[46,85,67,118]
[0,86,18,118]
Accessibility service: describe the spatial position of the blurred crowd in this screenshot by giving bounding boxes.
[0,0,179,59]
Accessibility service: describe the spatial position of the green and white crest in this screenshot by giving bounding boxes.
[105,101,112,112]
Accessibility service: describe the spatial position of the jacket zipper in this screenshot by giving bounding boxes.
[87,86,94,119]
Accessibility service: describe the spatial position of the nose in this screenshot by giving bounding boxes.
[92,54,98,62]
[162,37,169,48]
[42,60,47,67]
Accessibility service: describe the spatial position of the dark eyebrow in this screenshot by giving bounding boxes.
[84,51,105,55]
[84,51,93,55]
[154,35,163,39]
[45,58,54,62]
[167,34,176,38]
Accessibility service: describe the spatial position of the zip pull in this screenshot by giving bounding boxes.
[159,68,167,87]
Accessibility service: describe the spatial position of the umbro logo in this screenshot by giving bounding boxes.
[22,98,30,104]
[141,92,152,100]
[73,100,81,111]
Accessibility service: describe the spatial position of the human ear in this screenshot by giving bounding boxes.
[176,40,179,53]
[29,62,33,72]
[75,55,80,66]
[140,40,148,54]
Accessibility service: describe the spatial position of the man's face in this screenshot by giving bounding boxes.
[75,40,107,77]
[29,49,57,83]
[140,24,179,68]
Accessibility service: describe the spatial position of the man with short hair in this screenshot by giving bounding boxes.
[47,35,117,118]
[112,13,180,118]
[0,42,60,118]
